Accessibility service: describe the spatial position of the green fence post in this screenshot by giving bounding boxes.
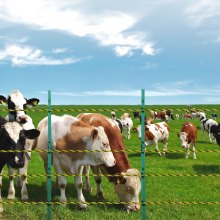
[141,89,146,220]
[47,90,52,220]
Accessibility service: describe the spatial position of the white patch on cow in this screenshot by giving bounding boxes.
[89,117,94,123]
[4,122,23,143]
[9,90,26,118]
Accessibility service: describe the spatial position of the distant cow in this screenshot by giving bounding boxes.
[133,111,147,123]
[211,113,218,120]
[34,114,116,209]
[0,90,40,200]
[153,110,173,121]
[182,114,192,120]
[175,114,180,120]
[0,116,40,213]
[178,122,197,159]
[136,122,170,156]
[77,113,141,212]
[121,113,133,139]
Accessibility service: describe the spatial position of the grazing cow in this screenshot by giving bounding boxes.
[153,111,171,121]
[34,114,116,209]
[0,90,40,200]
[121,113,133,139]
[182,114,192,120]
[210,124,220,146]
[77,113,141,213]
[177,122,197,159]
[211,113,218,120]
[133,111,147,123]
[197,112,218,143]
[0,116,40,213]
[136,122,170,156]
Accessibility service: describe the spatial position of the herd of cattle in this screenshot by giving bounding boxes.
[0,90,220,215]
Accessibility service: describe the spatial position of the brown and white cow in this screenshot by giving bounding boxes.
[136,122,170,156]
[182,114,192,120]
[121,113,133,139]
[33,114,116,209]
[77,113,141,213]
[178,122,197,159]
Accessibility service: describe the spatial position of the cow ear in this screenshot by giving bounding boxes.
[24,129,40,139]
[0,95,7,105]
[91,128,98,140]
[26,98,40,107]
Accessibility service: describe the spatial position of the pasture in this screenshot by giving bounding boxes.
[0,104,220,220]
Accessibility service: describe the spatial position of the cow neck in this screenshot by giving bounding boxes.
[90,120,131,180]
[104,128,131,184]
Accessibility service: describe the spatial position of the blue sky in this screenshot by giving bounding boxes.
[0,0,220,105]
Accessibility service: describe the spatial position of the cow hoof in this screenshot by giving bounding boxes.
[79,204,87,210]
[97,192,105,201]
[21,195,29,201]
[7,195,15,200]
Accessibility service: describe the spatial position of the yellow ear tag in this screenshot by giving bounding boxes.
[33,101,38,106]
[0,101,6,106]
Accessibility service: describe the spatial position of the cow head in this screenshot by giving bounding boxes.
[178,132,188,148]
[114,168,141,213]
[0,90,39,124]
[87,126,116,167]
[0,121,40,169]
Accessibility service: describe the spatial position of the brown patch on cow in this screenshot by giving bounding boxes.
[145,130,155,140]
[78,113,131,183]
[181,122,197,145]
[56,120,94,162]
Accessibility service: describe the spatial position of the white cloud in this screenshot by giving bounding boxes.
[0,44,80,66]
[184,0,220,27]
[0,0,158,57]
[52,48,68,54]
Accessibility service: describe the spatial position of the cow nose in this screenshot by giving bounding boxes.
[19,115,27,123]
[182,145,186,148]
[135,204,140,211]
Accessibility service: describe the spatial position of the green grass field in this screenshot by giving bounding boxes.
[0,105,220,220]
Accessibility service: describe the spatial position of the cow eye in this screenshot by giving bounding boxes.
[103,143,108,148]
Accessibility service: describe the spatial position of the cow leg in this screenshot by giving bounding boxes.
[162,139,168,155]
[75,166,87,209]
[18,166,29,200]
[128,127,131,139]
[184,146,190,159]
[83,165,92,193]
[202,128,205,142]
[7,167,16,200]
[208,131,213,143]
[153,140,161,156]
[91,166,105,201]
[191,144,196,159]
[0,170,3,214]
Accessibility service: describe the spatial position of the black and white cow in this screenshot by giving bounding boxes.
[0,90,40,200]
[197,112,218,143]
[210,124,220,146]
[0,116,40,213]
[211,113,218,120]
